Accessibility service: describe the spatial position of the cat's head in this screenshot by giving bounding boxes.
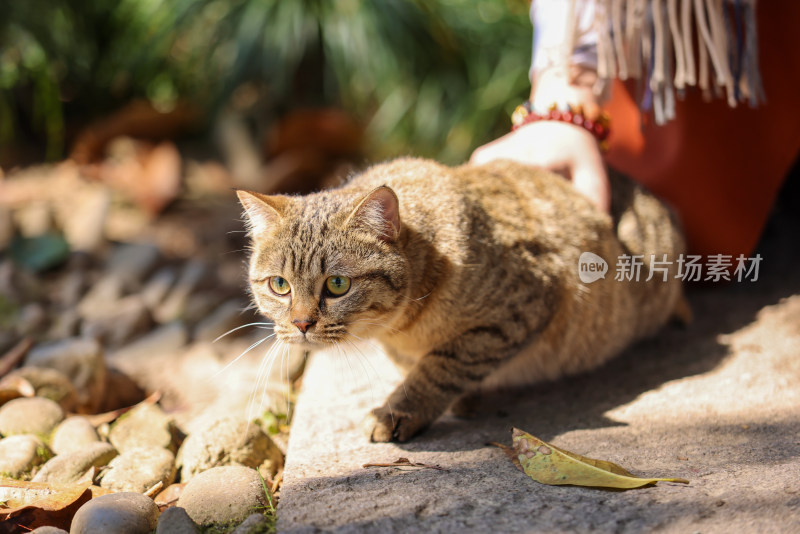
[237,186,407,346]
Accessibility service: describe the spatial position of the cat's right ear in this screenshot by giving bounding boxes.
[347,186,401,243]
[236,190,287,237]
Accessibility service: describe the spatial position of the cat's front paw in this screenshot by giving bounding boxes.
[363,405,428,442]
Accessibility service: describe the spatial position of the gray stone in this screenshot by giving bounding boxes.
[16,302,47,336]
[109,403,175,453]
[31,527,69,534]
[77,275,123,318]
[176,416,282,482]
[25,337,106,413]
[62,185,110,254]
[56,269,85,309]
[177,466,268,526]
[0,434,46,477]
[182,292,222,325]
[155,506,199,534]
[70,491,159,534]
[154,260,206,322]
[232,513,271,534]
[47,308,81,340]
[32,441,117,484]
[107,242,160,289]
[0,397,64,437]
[99,446,176,493]
[51,416,100,455]
[192,299,249,343]
[81,295,152,348]
[107,323,188,382]
[141,267,177,311]
[0,367,77,412]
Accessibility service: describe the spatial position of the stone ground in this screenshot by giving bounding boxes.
[277,206,800,533]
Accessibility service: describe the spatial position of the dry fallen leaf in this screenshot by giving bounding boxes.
[0,477,111,531]
[363,457,447,471]
[154,482,186,510]
[511,428,689,489]
[0,338,33,378]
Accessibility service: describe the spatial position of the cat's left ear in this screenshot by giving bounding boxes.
[237,190,287,237]
[347,186,401,243]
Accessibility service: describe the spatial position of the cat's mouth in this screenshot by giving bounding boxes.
[276,327,345,347]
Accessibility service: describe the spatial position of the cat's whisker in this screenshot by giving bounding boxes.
[344,331,391,355]
[401,291,432,303]
[247,339,282,422]
[347,320,408,338]
[212,322,273,343]
[335,340,359,384]
[342,337,393,411]
[281,343,293,423]
[211,333,275,379]
[261,342,290,425]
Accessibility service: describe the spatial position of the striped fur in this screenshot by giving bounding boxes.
[238,158,686,442]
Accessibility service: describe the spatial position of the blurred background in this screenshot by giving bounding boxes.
[1,0,532,170]
[0,0,533,413]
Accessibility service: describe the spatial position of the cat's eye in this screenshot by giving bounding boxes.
[268,276,291,296]
[325,275,351,297]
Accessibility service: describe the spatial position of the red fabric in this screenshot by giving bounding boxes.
[604,1,800,257]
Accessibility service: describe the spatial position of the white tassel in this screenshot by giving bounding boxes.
[682,0,697,85]
[613,0,628,79]
[694,0,729,92]
[651,0,666,85]
[668,0,687,90]
[663,1,676,120]
[707,0,736,106]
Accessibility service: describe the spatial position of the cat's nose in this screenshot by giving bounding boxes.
[292,318,316,333]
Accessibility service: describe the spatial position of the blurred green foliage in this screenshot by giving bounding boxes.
[1,0,532,164]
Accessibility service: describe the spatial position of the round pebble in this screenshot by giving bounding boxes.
[0,434,46,478]
[32,441,117,484]
[70,492,159,534]
[177,417,282,482]
[31,527,69,534]
[177,466,268,526]
[51,416,100,455]
[232,512,271,534]
[0,397,64,437]
[100,446,176,493]
[109,403,175,453]
[155,506,200,534]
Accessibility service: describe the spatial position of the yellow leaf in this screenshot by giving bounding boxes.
[511,428,689,489]
[0,477,111,530]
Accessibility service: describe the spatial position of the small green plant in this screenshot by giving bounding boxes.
[251,469,277,534]
[35,445,52,464]
[257,411,288,436]
[2,0,532,164]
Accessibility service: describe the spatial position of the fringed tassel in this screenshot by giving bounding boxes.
[742,0,765,106]
[596,0,762,121]
[612,0,628,78]
[667,0,687,90]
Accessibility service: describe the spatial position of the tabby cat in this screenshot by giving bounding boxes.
[238,158,687,442]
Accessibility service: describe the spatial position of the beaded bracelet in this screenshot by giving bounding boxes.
[511,101,611,150]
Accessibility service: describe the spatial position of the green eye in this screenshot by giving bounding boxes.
[325,275,351,297]
[269,276,291,295]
